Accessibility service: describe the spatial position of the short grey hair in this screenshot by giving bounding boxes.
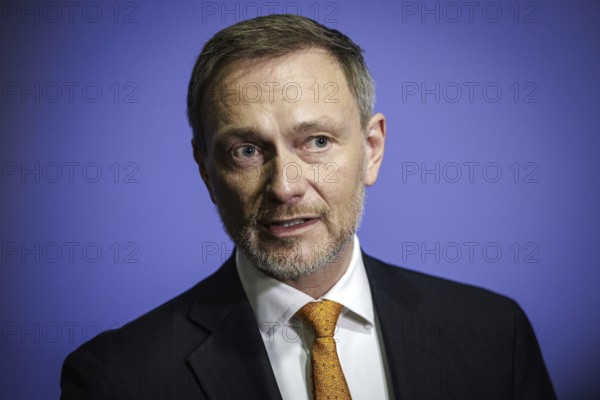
[187,14,375,153]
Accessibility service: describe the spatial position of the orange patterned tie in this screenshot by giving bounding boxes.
[296,300,352,400]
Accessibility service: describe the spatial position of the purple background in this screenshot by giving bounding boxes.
[1,0,599,398]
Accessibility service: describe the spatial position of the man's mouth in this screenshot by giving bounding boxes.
[270,218,308,227]
[262,217,320,236]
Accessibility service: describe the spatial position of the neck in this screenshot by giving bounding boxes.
[281,239,355,299]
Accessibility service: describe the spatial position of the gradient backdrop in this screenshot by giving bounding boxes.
[1,0,599,398]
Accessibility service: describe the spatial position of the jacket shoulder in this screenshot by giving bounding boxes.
[61,259,241,399]
[363,252,520,318]
[72,256,240,362]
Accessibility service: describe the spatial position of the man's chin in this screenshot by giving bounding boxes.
[240,233,353,281]
[248,240,317,278]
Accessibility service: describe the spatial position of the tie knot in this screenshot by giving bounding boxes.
[295,300,343,338]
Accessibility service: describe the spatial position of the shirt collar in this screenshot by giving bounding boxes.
[236,235,375,335]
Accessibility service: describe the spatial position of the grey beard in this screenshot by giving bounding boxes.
[239,210,360,281]
[216,183,365,281]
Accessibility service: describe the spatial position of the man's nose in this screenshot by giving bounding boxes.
[264,155,308,204]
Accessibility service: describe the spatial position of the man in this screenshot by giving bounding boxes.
[61,15,555,399]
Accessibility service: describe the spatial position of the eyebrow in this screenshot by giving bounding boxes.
[214,127,255,141]
[292,117,348,136]
[215,117,348,142]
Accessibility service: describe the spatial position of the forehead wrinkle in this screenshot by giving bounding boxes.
[214,49,350,102]
[206,49,359,149]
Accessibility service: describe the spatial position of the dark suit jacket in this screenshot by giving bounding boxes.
[60,252,556,399]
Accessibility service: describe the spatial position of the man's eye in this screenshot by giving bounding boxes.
[233,145,259,158]
[311,136,329,149]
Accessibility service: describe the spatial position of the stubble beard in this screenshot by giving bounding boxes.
[213,156,367,281]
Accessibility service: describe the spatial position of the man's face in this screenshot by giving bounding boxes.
[195,48,384,280]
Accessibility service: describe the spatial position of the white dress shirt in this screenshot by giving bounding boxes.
[236,235,392,400]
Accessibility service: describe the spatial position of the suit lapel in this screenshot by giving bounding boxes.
[363,252,442,400]
[186,255,283,400]
[183,250,439,399]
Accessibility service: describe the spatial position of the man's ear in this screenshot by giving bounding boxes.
[192,138,217,204]
[364,113,386,186]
